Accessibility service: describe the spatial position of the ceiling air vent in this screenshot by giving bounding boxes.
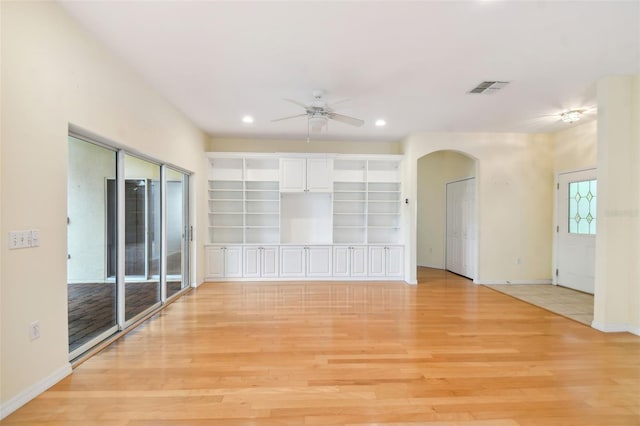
[469,81,509,94]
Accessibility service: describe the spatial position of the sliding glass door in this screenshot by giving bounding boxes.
[67,135,191,359]
[166,168,190,299]
[67,136,118,357]
[123,155,162,322]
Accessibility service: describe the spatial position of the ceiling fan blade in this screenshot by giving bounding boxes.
[283,98,309,110]
[328,98,351,108]
[328,112,364,127]
[271,113,308,123]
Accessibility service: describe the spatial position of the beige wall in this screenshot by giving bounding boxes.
[552,120,597,172]
[403,133,554,284]
[417,151,475,268]
[593,75,640,335]
[209,137,402,155]
[1,1,207,413]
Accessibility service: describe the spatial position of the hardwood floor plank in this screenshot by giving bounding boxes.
[4,268,640,425]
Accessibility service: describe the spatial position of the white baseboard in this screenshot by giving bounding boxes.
[477,279,553,285]
[417,263,443,269]
[591,321,640,336]
[0,363,72,420]
[203,276,407,282]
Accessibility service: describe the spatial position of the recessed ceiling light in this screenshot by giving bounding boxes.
[375,119,386,127]
[242,115,254,124]
[560,110,582,123]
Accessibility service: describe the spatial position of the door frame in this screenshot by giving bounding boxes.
[68,128,194,360]
[444,176,478,281]
[552,166,597,286]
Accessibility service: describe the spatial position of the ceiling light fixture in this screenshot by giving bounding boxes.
[560,110,582,123]
[308,115,328,132]
[375,119,387,127]
[242,115,254,124]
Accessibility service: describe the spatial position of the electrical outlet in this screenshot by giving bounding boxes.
[29,321,41,341]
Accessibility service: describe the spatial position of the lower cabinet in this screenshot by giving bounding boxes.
[333,246,368,277]
[368,245,404,278]
[243,246,279,278]
[206,246,243,278]
[307,246,332,277]
[206,244,403,280]
[280,246,333,278]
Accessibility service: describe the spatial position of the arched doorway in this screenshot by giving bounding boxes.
[416,150,477,279]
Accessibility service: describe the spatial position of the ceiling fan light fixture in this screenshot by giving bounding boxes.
[309,115,328,132]
[560,110,582,123]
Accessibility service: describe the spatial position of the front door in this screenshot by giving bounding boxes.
[557,169,596,293]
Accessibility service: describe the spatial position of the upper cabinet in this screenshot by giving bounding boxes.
[280,158,333,192]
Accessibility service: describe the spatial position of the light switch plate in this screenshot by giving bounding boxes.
[8,232,19,249]
[31,229,40,247]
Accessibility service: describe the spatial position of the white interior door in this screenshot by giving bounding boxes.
[557,169,596,293]
[446,178,476,279]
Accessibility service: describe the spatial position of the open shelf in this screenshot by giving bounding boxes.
[208,155,402,246]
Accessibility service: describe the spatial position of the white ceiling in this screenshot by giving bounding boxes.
[59,1,640,142]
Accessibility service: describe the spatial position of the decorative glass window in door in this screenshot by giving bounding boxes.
[568,179,597,234]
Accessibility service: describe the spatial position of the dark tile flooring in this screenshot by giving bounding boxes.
[68,280,184,353]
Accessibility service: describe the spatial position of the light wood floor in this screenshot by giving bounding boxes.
[5,268,640,425]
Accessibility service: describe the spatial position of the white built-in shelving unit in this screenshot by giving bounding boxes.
[244,157,280,244]
[332,158,402,245]
[206,153,404,281]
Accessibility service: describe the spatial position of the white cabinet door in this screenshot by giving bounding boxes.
[206,246,243,278]
[224,246,243,278]
[280,158,306,192]
[368,246,386,277]
[368,245,403,278]
[280,246,306,277]
[206,247,225,278]
[307,246,332,276]
[386,246,404,277]
[261,246,279,277]
[335,246,368,277]
[350,246,368,277]
[333,246,350,277]
[280,158,332,192]
[306,159,333,192]
[243,246,261,278]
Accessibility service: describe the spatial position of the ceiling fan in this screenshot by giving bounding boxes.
[272,90,364,142]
